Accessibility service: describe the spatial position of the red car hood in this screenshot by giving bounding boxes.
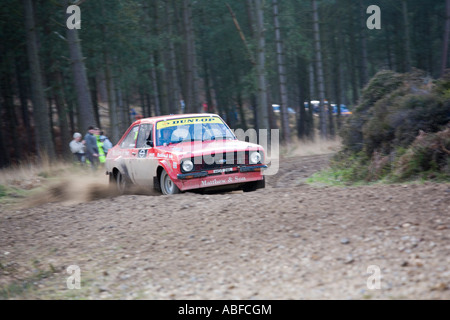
[156,139,262,159]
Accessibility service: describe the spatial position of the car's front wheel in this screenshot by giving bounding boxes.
[242,177,265,192]
[160,170,180,195]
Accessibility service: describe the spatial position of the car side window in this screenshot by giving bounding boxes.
[120,125,139,149]
[136,124,153,148]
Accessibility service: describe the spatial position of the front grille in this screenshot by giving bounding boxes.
[191,152,248,171]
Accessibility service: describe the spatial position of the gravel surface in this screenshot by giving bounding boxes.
[1,154,449,299]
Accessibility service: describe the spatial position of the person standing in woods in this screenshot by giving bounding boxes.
[94,128,106,165]
[84,126,99,170]
[69,132,86,164]
[99,131,113,155]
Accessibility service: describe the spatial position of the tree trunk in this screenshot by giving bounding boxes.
[385,24,393,70]
[61,72,75,134]
[346,21,359,104]
[153,0,169,116]
[0,97,10,167]
[15,56,32,152]
[53,71,71,160]
[402,0,412,72]
[1,53,20,161]
[333,34,343,131]
[236,90,248,130]
[165,1,181,114]
[267,86,277,131]
[89,75,100,128]
[297,58,306,139]
[150,54,162,116]
[254,0,269,132]
[145,93,153,117]
[65,1,96,132]
[182,0,199,113]
[312,0,327,139]
[441,0,450,76]
[359,0,369,86]
[23,0,56,160]
[246,0,259,130]
[115,81,127,132]
[104,53,119,143]
[273,0,290,143]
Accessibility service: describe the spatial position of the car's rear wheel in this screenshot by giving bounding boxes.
[115,171,131,195]
[160,170,180,195]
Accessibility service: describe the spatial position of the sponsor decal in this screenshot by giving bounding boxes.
[234,176,246,182]
[157,153,168,158]
[201,176,246,187]
[173,162,177,169]
[212,167,235,174]
[138,149,147,158]
[156,116,223,130]
[112,150,130,157]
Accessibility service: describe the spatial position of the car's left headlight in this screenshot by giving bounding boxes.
[181,159,194,172]
[249,151,262,164]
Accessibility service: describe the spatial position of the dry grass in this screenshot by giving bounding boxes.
[0,157,70,192]
[0,157,119,208]
[280,136,342,158]
[0,157,161,209]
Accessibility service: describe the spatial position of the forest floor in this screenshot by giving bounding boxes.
[0,151,449,300]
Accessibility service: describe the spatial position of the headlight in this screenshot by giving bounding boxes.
[249,151,262,164]
[181,159,194,172]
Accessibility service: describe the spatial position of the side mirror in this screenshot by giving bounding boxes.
[146,140,154,147]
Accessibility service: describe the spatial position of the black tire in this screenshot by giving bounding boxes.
[116,171,131,195]
[160,170,180,195]
[243,177,265,192]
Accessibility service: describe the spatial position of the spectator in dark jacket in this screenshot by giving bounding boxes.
[84,126,99,170]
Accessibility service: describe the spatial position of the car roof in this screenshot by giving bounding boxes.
[133,113,221,125]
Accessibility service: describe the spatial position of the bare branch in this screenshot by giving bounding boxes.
[226,3,256,66]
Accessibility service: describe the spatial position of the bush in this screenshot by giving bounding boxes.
[0,185,6,198]
[335,69,450,182]
[393,127,450,180]
[340,70,404,153]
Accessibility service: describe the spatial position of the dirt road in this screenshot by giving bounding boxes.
[1,154,449,299]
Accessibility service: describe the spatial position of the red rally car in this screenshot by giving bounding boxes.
[105,113,267,195]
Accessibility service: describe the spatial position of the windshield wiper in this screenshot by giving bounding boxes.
[166,139,183,146]
[203,135,232,141]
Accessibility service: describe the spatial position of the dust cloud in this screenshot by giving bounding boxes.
[25,170,158,207]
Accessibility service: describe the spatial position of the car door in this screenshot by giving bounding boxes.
[118,125,140,182]
[130,123,158,186]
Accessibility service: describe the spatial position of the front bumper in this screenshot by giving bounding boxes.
[177,164,267,180]
[178,169,265,191]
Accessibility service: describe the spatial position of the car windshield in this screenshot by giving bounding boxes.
[155,116,236,146]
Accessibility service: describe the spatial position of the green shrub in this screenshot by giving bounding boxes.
[335,69,450,183]
[393,128,450,180]
[0,185,6,198]
[340,70,405,153]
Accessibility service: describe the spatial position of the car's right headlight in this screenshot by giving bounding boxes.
[181,159,194,172]
[249,151,262,164]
